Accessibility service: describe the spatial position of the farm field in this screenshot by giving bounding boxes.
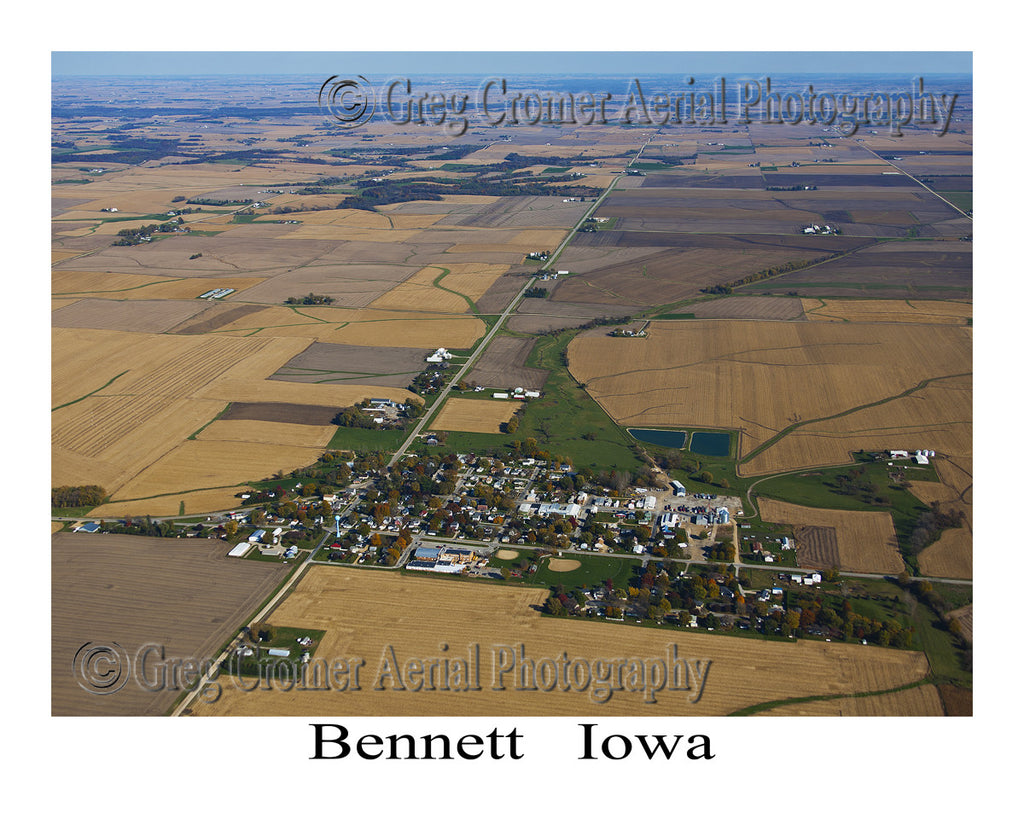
[109,437,330,505]
[754,683,944,716]
[430,397,519,434]
[188,567,931,717]
[756,498,905,574]
[918,526,973,579]
[51,326,419,502]
[52,270,266,301]
[743,245,972,299]
[467,335,550,390]
[568,320,971,475]
[270,342,430,387]
[802,297,972,325]
[741,374,972,476]
[174,303,485,349]
[52,532,290,716]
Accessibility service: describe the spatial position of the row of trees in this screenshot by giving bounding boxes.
[700,250,849,295]
[52,485,107,508]
[284,293,335,305]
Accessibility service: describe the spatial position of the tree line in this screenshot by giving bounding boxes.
[52,485,107,508]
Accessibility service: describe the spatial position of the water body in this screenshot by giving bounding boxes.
[627,428,687,448]
[689,431,731,457]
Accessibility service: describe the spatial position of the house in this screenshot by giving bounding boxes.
[75,521,101,533]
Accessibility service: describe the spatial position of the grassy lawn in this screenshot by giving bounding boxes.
[485,550,642,591]
[533,554,643,589]
[415,329,645,474]
[327,426,408,453]
[752,456,939,550]
[909,597,972,686]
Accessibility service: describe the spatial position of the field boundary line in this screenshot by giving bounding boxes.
[726,677,933,716]
[52,370,130,411]
[740,370,972,465]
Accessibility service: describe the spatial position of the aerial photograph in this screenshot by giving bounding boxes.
[50,51,975,729]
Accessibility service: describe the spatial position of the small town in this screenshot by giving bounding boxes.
[71,446,932,649]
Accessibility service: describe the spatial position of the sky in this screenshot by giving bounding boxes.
[51,51,973,77]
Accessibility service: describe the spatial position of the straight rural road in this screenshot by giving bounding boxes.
[386,143,643,468]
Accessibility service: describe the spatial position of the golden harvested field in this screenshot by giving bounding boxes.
[434,263,511,301]
[278,224,423,243]
[110,438,327,502]
[803,298,972,325]
[918,526,973,579]
[909,470,972,579]
[741,375,972,476]
[190,567,931,717]
[430,398,519,433]
[257,208,445,231]
[211,307,485,349]
[52,270,265,300]
[367,263,510,313]
[368,266,472,313]
[756,684,944,716]
[568,321,971,475]
[91,487,254,518]
[194,419,337,448]
[908,479,961,505]
[194,373,415,408]
[51,326,416,503]
[757,498,906,574]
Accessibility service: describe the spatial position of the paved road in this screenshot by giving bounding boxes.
[386,142,646,469]
[855,141,972,220]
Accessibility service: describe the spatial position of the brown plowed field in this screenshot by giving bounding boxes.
[269,342,429,386]
[793,526,840,569]
[169,303,269,334]
[52,298,210,333]
[747,249,972,299]
[52,532,290,716]
[467,336,549,390]
[219,402,340,425]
